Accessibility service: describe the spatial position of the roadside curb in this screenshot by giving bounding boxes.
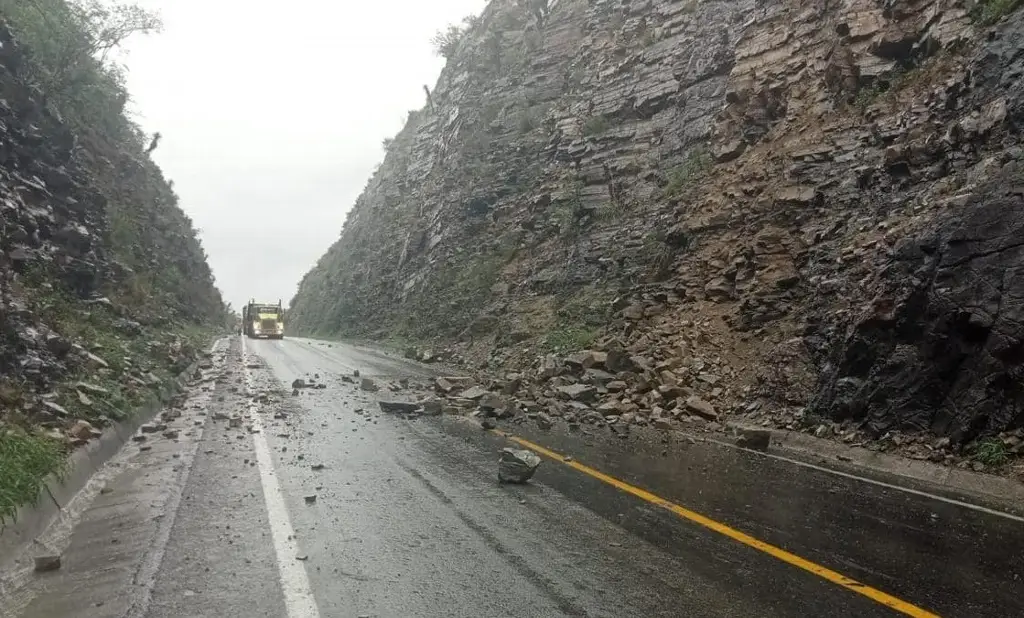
[0,337,225,568]
[721,422,1024,517]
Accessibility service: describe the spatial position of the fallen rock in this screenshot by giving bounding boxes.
[653,417,674,430]
[736,428,771,452]
[304,494,317,504]
[291,379,307,389]
[498,448,541,484]
[460,385,489,400]
[34,555,61,573]
[378,401,420,414]
[556,384,597,402]
[684,396,718,420]
[535,412,554,430]
[360,378,378,392]
[69,419,98,441]
[421,398,444,416]
[478,393,507,412]
[42,401,70,418]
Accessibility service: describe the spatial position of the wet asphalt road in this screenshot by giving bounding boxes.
[3,336,1023,618]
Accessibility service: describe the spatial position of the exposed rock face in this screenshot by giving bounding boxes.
[0,21,225,432]
[290,1,1024,448]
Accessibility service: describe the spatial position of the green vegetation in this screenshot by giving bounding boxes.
[971,0,1023,26]
[543,325,599,351]
[0,0,228,519]
[664,145,713,197]
[972,438,1010,467]
[0,428,67,523]
[554,289,612,327]
[431,13,481,59]
[0,0,160,141]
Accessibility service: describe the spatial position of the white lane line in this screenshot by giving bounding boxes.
[242,336,322,618]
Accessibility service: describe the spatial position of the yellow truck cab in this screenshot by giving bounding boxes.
[242,299,285,339]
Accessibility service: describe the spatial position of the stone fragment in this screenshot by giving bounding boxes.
[34,555,61,572]
[498,448,541,484]
[684,396,718,420]
[378,401,419,414]
[736,428,771,451]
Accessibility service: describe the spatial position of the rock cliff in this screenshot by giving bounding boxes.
[289,0,1024,466]
[0,16,226,517]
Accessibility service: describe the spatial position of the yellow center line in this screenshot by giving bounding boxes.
[494,430,940,618]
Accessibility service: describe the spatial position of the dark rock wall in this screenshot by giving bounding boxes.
[0,21,224,398]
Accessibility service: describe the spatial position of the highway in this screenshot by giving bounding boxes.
[3,336,1022,618]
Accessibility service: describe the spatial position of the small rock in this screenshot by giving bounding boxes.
[360,378,378,392]
[736,428,771,452]
[378,401,419,414]
[421,399,444,416]
[69,419,97,441]
[34,555,61,572]
[684,396,718,420]
[481,419,497,430]
[311,463,325,471]
[163,430,179,440]
[498,448,541,484]
[535,412,553,430]
[556,384,596,402]
[460,386,489,400]
[304,495,317,504]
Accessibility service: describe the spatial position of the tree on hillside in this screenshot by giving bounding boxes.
[0,0,161,140]
[431,24,465,59]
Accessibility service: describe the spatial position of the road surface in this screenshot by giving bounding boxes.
[1,336,1022,617]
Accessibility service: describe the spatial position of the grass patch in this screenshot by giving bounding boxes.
[972,438,1010,467]
[0,428,67,523]
[543,325,599,351]
[664,146,713,198]
[972,0,1023,26]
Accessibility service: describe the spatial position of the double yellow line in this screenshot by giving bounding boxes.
[495,431,940,618]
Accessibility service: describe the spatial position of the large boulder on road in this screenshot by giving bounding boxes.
[498,448,541,484]
[378,400,419,414]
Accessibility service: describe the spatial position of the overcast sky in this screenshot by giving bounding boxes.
[121,0,486,310]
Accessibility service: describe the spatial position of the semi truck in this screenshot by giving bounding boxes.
[242,299,285,339]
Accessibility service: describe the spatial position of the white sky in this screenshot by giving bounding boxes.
[120,0,486,309]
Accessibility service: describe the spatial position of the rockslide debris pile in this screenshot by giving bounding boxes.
[288,1,1024,470]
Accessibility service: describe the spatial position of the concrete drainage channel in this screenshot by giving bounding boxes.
[0,337,229,570]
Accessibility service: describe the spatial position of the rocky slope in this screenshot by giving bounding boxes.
[289,0,1024,472]
[0,18,227,517]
